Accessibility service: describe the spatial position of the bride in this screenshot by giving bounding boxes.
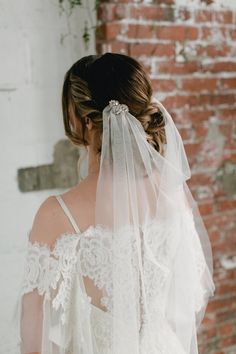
[14,52,215,354]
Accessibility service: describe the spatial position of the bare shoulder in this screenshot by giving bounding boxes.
[28,177,98,247]
[29,195,65,247]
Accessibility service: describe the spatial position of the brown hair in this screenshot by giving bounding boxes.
[62,53,166,156]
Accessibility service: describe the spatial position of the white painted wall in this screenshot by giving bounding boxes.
[0,1,95,352]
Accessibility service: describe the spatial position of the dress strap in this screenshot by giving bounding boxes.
[55,195,81,234]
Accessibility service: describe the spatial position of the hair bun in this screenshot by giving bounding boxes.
[148,107,165,131]
[142,103,166,155]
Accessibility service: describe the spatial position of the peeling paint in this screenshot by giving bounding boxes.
[216,160,236,195]
[175,42,197,63]
[202,118,225,168]
[195,185,214,200]
[220,255,236,270]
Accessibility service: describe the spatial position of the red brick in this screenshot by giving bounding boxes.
[222,153,236,165]
[220,78,236,89]
[110,41,128,53]
[210,94,235,106]
[157,61,199,75]
[216,308,236,322]
[163,95,211,109]
[221,335,236,348]
[200,26,227,40]
[208,44,231,57]
[157,26,185,40]
[195,44,231,57]
[152,78,176,92]
[195,10,213,22]
[97,4,127,21]
[224,138,236,152]
[195,45,205,56]
[198,202,214,216]
[230,29,236,40]
[202,61,236,73]
[214,10,233,24]
[98,23,121,40]
[217,108,236,121]
[205,327,217,339]
[130,5,174,21]
[218,124,233,139]
[195,9,233,23]
[215,269,236,283]
[127,25,198,40]
[178,8,191,21]
[177,127,193,141]
[185,142,202,157]
[174,110,213,124]
[204,214,236,230]
[184,26,199,40]
[193,124,209,139]
[219,323,234,336]
[207,298,234,312]
[217,283,236,296]
[217,199,236,212]
[158,25,198,40]
[209,230,220,243]
[162,95,189,109]
[182,78,217,92]
[127,24,155,39]
[129,43,175,57]
[211,232,229,249]
[201,314,216,327]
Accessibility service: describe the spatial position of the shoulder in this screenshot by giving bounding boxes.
[33,195,59,220]
[29,195,63,247]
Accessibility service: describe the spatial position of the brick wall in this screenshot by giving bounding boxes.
[97,1,236,353]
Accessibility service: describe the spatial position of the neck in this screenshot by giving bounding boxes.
[87,146,100,177]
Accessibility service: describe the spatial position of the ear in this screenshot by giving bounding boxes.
[85,117,93,131]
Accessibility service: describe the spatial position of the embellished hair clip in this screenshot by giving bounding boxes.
[109,100,129,115]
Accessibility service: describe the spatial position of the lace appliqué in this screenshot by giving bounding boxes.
[90,306,112,352]
[21,241,56,295]
[142,218,175,312]
[21,211,207,329]
[185,210,209,313]
[78,225,113,312]
[21,234,80,324]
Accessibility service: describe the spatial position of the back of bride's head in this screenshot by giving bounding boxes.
[62,52,166,155]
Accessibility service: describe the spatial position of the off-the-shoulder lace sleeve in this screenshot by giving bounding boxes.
[18,226,81,354]
[19,230,57,354]
[19,236,50,354]
[21,240,53,295]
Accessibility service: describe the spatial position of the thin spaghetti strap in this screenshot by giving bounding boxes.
[55,195,81,234]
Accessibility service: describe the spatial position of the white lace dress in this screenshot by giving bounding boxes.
[15,195,210,354]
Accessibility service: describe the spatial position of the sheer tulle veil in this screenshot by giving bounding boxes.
[93,97,215,353]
